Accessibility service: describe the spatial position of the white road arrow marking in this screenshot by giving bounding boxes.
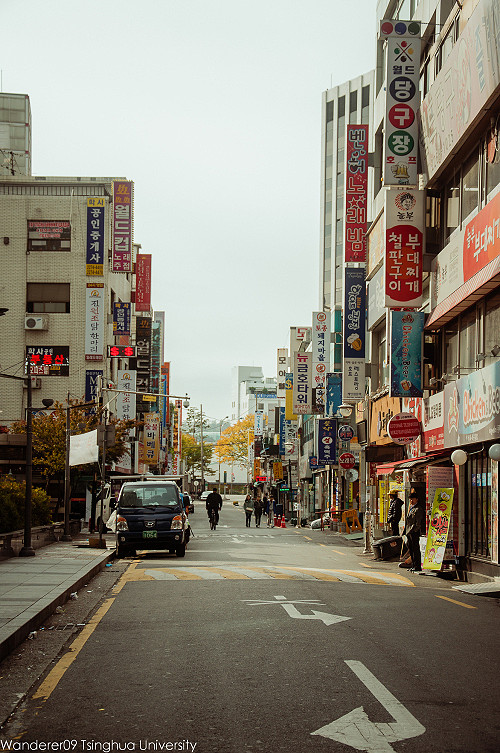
[311,660,425,752]
[243,595,351,625]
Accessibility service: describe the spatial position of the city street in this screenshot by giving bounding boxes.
[1,500,499,753]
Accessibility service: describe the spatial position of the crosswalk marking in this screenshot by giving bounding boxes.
[122,565,414,586]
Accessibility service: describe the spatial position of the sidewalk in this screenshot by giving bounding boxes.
[0,533,114,662]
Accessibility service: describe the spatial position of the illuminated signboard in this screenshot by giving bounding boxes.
[107,345,136,358]
[26,346,69,376]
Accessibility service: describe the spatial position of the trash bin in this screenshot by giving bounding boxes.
[372,535,403,561]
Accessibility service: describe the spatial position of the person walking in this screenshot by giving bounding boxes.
[404,492,425,572]
[243,493,254,527]
[254,495,263,528]
[387,490,404,536]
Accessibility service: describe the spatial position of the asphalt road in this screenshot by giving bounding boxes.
[2,499,499,753]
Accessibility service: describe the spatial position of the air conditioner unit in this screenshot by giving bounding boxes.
[25,315,48,330]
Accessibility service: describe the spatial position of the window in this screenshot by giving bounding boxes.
[349,90,357,114]
[466,449,491,558]
[462,150,479,221]
[27,220,71,251]
[485,291,500,356]
[486,148,500,199]
[326,100,334,123]
[459,307,477,371]
[444,173,460,242]
[27,283,70,313]
[444,320,458,374]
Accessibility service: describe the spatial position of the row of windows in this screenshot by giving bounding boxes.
[0,184,107,195]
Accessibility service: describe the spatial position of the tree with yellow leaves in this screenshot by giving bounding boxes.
[213,414,255,467]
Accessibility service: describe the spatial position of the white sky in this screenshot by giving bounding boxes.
[2,0,375,421]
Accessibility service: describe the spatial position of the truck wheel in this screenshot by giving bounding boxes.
[116,544,128,558]
[175,543,186,557]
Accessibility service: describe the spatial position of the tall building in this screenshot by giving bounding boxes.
[0,93,31,177]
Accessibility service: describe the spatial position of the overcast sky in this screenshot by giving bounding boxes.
[2,0,375,421]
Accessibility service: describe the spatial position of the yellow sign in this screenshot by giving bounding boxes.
[273,461,283,481]
[285,373,297,420]
[142,395,157,402]
[87,197,105,207]
[254,459,261,477]
[423,488,454,570]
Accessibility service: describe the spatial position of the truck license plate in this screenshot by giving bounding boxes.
[142,530,157,539]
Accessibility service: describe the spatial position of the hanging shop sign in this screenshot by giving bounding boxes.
[277,348,288,398]
[390,310,425,397]
[312,311,331,414]
[116,370,137,422]
[290,326,312,354]
[112,180,133,272]
[292,351,312,414]
[423,391,444,451]
[284,418,298,456]
[85,283,104,361]
[86,199,105,275]
[339,452,356,470]
[326,373,342,418]
[113,302,131,335]
[136,316,152,410]
[338,424,354,441]
[143,412,160,465]
[135,253,152,312]
[379,19,421,186]
[387,411,421,444]
[345,124,368,262]
[443,360,500,447]
[85,369,102,412]
[285,372,297,421]
[107,345,136,358]
[402,397,422,459]
[279,407,286,454]
[26,346,69,376]
[317,418,337,465]
[254,410,264,437]
[385,187,424,308]
[343,268,366,402]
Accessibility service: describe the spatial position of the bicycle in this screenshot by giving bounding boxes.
[208,507,217,531]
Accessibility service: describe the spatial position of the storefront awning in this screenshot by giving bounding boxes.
[375,451,449,476]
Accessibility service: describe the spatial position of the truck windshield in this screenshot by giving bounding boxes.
[119,485,182,510]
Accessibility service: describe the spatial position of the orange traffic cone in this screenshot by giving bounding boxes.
[273,515,278,527]
[276,515,281,527]
[281,515,286,528]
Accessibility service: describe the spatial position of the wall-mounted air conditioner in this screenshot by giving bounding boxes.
[25,315,48,330]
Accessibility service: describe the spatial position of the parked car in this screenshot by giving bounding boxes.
[200,490,210,502]
[115,479,189,558]
[182,493,194,514]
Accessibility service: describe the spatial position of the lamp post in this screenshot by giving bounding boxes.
[218,415,229,495]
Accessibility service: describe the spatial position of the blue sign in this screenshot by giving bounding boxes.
[317,418,337,465]
[113,302,131,335]
[344,268,366,359]
[85,369,102,413]
[86,204,105,272]
[279,407,286,454]
[390,310,425,397]
[326,373,342,417]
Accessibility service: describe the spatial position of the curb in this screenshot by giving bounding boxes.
[0,550,114,663]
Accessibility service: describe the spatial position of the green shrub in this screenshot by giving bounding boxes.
[0,477,52,534]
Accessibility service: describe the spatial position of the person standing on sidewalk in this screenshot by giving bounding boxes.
[404,492,425,572]
[254,495,263,528]
[387,490,404,536]
[243,493,254,527]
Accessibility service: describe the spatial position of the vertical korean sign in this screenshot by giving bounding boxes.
[317,418,337,466]
[277,348,288,398]
[143,412,160,465]
[380,19,421,186]
[86,198,105,275]
[116,369,137,422]
[385,187,424,308]
[85,283,104,361]
[113,302,131,336]
[312,311,331,414]
[345,125,368,262]
[343,268,365,401]
[136,316,152,412]
[112,180,133,272]
[292,352,312,414]
[390,310,425,397]
[85,370,102,411]
[135,253,152,312]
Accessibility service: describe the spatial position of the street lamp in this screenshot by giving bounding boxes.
[337,403,353,418]
[218,416,229,495]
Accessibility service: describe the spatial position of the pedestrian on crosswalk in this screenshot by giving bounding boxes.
[244,494,254,527]
[254,495,263,528]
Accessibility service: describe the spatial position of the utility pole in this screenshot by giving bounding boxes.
[19,360,35,556]
[200,404,204,492]
[62,393,72,541]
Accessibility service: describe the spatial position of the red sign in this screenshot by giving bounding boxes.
[345,125,368,263]
[339,452,356,469]
[387,412,421,445]
[135,254,152,312]
[463,191,500,283]
[107,345,136,358]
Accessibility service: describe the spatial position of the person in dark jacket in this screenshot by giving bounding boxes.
[404,492,425,572]
[206,488,223,525]
[387,490,404,536]
[254,495,263,528]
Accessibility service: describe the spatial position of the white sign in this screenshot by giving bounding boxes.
[85,284,104,361]
[277,348,289,399]
[116,369,137,421]
[254,410,264,436]
[292,351,312,414]
[312,311,331,412]
[69,429,98,466]
[312,660,425,752]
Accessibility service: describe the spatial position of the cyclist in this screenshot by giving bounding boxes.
[206,487,223,525]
